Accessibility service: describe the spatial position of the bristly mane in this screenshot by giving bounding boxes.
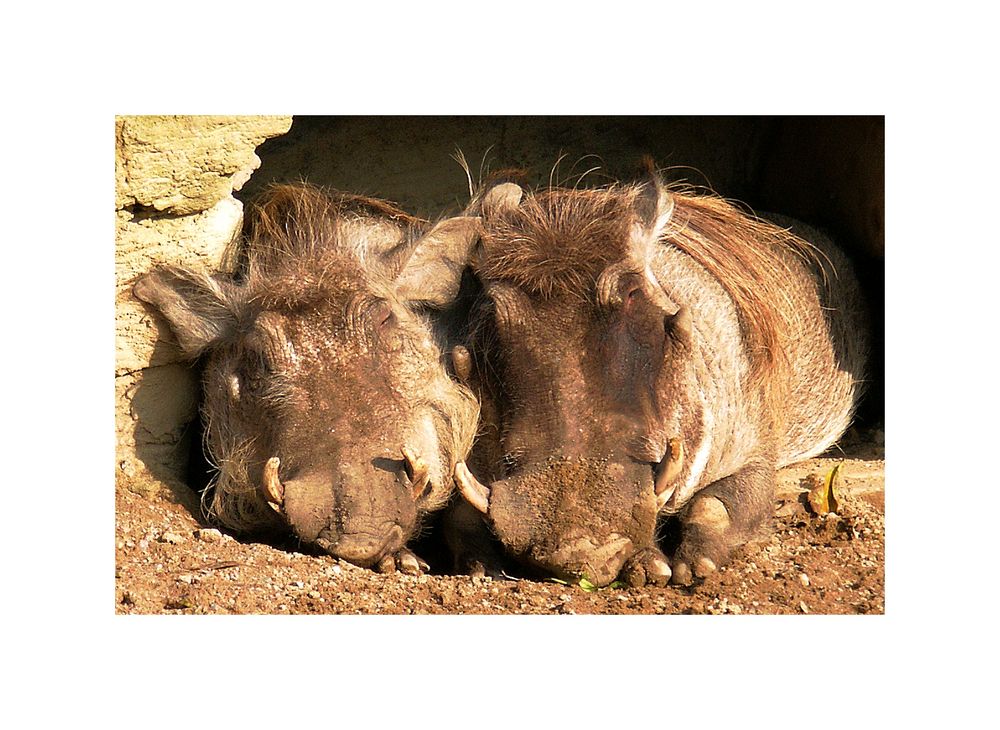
[478,185,639,299]
[664,191,823,389]
[224,182,425,310]
[478,180,824,395]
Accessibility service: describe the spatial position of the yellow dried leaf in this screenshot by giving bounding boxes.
[807,464,842,515]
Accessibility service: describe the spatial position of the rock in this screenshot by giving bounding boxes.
[116,116,293,215]
[195,528,224,543]
[798,573,810,587]
[160,531,186,545]
[115,115,291,494]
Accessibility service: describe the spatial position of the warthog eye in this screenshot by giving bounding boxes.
[370,299,395,332]
[624,286,643,309]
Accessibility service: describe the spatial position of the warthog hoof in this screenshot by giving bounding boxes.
[620,547,672,588]
[376,548,430,575]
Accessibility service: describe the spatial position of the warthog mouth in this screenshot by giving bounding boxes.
[535,534,635,587]
[314,524,406,568]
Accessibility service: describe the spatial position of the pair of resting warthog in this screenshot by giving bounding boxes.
[134,164,867,588]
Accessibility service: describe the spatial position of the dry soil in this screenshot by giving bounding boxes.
[115,431,883,615]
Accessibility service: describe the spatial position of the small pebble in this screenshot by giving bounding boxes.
[195,528,223,543]
[798,573,810,587]
[308,591,321,599]
[161,532,185,545]
[178,574,194,584]
[799,601,809,613]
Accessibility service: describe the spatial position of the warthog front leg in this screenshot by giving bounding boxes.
[670,458,775,586]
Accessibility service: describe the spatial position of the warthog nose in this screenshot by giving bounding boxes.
[548,534,633,587]
[321,524,405,567]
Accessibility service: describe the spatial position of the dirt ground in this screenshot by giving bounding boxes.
[115,430,883,616]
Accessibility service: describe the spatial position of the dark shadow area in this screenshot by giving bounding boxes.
[126,331,205,518]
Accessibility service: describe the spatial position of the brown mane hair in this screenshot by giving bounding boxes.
[478,185,640,299]
[478,180,824,400]
[224,182,425,310]
[664,190,821,391]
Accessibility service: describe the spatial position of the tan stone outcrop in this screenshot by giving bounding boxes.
[115,115,291,505]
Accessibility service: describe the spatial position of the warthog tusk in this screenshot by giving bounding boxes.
[261,456,284,512]
[654,438,685,504]
[401,445,431,499]
[455,461,490,514]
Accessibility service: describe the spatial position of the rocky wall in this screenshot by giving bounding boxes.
[115,115,292,506]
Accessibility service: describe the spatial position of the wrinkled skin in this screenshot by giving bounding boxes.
[134,184,480,572]
[462,273,683,586]
[448,176,866,587]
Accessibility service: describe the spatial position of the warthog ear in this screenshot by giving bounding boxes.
[478,182,523,217]
[392,216,481,308]
[633,158,674,246]
[133,265,238,358]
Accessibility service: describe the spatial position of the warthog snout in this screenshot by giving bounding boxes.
[546,533,634,587]
[273,466,417,568]
[456,457,659,585]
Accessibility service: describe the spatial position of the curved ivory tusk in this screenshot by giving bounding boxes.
[654,438,685,504]
[454,461,490,514]
[401,445,431,499]
[261,456,284,512]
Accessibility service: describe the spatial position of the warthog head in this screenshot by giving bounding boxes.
[134,183,479,570]
[449,177,693,585]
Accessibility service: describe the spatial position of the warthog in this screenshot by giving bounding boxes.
[133,183,480,572]
[448,167,867,586]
